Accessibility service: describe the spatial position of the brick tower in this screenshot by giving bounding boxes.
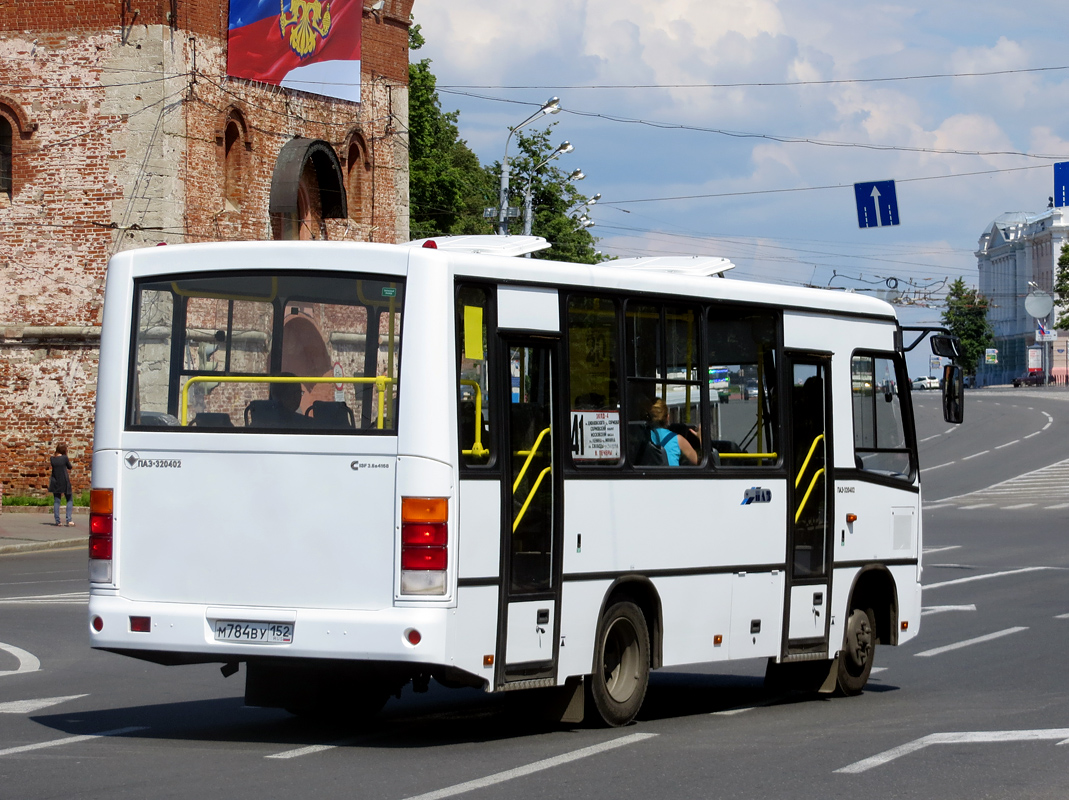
[0,0,414,495]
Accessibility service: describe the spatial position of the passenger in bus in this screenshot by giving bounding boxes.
[269,375,311,427]
[649,398,698,466]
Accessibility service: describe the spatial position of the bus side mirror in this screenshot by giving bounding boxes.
[942,364,964,424]
[931,335,962,359]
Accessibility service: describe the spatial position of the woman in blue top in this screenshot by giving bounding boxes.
[649,399,698,466]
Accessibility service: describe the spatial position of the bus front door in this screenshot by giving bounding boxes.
[498,340,562,686]
[784,355,833,659]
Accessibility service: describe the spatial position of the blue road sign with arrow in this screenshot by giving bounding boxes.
[854,180,900,229]
[1054,162,1069,208]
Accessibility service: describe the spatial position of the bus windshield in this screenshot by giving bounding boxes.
[127,271,404,433]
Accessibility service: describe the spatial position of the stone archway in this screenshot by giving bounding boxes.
[269,138,347,240]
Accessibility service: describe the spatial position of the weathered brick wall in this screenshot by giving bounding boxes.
[0,0,413,496]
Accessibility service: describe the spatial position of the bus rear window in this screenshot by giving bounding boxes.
[127,271,403,433]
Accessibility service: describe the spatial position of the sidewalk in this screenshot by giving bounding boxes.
[0,507,88,555]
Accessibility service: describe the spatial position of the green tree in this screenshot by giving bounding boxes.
[941,277,994,375]
[490,125,601,263]
[408,25,494,238]
[1053,242,1069,330]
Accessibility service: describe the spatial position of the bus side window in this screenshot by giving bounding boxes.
[851,353,913,479]
[706,308,780,467]
[624,302,702,468]
[457,286,492,466]
[567,295,622,466]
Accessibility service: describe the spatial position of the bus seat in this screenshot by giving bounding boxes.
[305,401,355,429]
[191,412,233,428]
[244,399,285,428]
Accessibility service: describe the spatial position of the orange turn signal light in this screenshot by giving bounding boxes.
[90,488,114,514]
[402,497,448,523]
[846,513,858,524]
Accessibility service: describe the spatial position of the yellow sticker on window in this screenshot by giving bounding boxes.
[464,306,484,361]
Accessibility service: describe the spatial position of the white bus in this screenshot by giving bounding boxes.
[88,237,963,726]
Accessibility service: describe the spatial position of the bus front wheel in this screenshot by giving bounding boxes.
[589,601,650,726]
[835,607,875,695]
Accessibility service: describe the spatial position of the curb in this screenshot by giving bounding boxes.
[0,536,87,556]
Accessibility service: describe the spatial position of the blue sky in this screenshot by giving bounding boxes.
[414,0,1068,340]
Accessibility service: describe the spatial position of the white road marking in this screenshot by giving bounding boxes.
[396,733,659,800]
[922,545,961,554]
[836,728,1069,774]
[995,440,1020,449]
[914,627,1028,658]
[1046,503,1069,510]
[921,503,955,511]
[267,742,347,759]
[924,566,1052,590]
[921,604,976,616]
[1001,503,1035,510]
[918,433,943,443]
[0,642,40,678]
[0,695,87,714]
[0,592,89,605]
[961,450,990,461]
[870,667,887,674]
[923,461,955,471]
[0,726,146,757]
[1056,613,1069,620]
[712,707,754,716]
[957,503,993,510]
[1024,431,1042,439]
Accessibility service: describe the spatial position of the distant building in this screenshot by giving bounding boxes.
[0,0,414,496]
[975,208,1069,385]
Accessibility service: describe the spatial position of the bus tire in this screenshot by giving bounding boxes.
[835,606,875,696]
[589,601,650,726]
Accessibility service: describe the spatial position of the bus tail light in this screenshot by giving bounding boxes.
[89,489,114,583]
[401,497,447,595]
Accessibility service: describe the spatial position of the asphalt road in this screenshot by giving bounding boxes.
[1,387,1067,799]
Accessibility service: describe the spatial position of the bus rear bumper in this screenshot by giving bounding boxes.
[87,594,450,666]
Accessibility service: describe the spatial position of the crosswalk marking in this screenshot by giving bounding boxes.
[929,456,1069,510]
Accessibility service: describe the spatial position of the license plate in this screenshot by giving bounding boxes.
[213,620,293,644]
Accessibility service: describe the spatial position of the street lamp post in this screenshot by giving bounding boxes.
[520,141,574,237]
[497,97,560,236]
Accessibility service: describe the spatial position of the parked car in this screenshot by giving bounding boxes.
[911,376,939,390]
[1012,372,1047,387]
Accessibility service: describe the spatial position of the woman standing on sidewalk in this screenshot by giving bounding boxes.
[48,443,74,527]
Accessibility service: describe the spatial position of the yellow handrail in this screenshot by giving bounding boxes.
[719,452,778,460]
[513,466,552,533]
[795,434,825,489]
[179,375,394,428]
[794,467,825,524]
[512,426,551,493]
[459,379,489,458]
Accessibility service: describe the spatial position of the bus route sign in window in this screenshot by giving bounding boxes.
[127,271,404,434]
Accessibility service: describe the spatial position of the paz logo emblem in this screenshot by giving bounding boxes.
[279,0,332,59]
[125,452,140,469]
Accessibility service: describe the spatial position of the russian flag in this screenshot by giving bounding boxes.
[227,0,362,103]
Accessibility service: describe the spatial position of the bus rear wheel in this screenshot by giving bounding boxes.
[589,601,650,727]
[836,607,875,696]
